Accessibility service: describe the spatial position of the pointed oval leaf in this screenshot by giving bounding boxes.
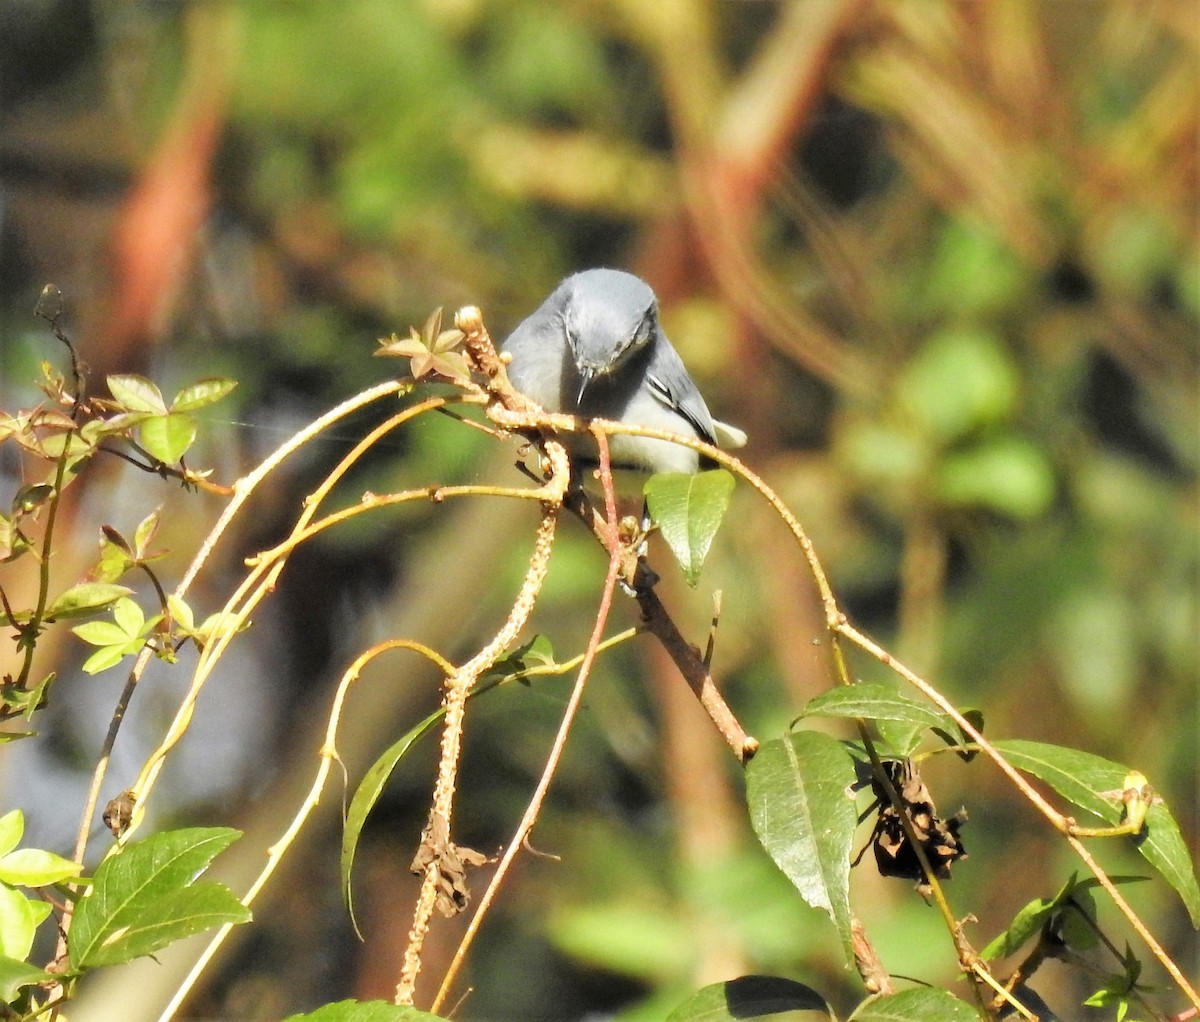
[282,1001,451,1021]
[0,886,38,960]
[69,827,249,969]
[72,620,132,647]
[0,812,24,858]
[981,873,1144,962]
[0,955,55,1002]
[850,988,979,1021]
[138,412,197,465]
[11,483,55,516]
[666,975,832,1021]
[802,684,945,731]
[376,334,428,359]
[111,597,145,636]
[133,508,162,557]
[745,732,857,965]
[107,374,168,415]
[994,740,1200,926]
[342,710,443,934]
[45,582,133,620]
[644,469,736,587]
[81,644,135,675]
[0,847,82,887]
[171,377,237,411]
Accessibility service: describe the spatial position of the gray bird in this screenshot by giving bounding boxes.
[501,268,747,474]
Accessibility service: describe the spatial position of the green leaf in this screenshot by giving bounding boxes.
[993,740,1200,926]
[644,469,736,587]
[0,886,39,961]
[850,988,980,1021]
[937,436,1055,518]
[171,378,237,411]
[32,430,94,460]
[45,582,133,620]
[138,412,197,465]
[666,976,832,1021]
[72,620,133,646]
[69,827,250,969]
[897,327,1019,442]
[801,684,945,732]
[0,955,54,1003]
[342,710,443,934]
[168,594,195,632]
[980,872,1145,961]
[482,634,556,683]
[745,732,857,966]
[0,848,81,887]
[11,483,54,516]
[0,813,23,859]
[112,597,145,635]
[80,644,137,674]
[549,901,693,981]
[133,509,162,558]
[282,1001,450,1021]
[107,374,168,415]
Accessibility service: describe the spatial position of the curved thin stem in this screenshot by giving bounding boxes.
[429,430,624,1015]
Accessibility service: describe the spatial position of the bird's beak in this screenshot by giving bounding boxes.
[575,366,594,406]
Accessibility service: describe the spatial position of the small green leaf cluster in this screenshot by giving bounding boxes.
[2,357,237,718]
[0,809,80,1002]
[1,311,249,1017]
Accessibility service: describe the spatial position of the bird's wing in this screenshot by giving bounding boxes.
[644,341,720,446]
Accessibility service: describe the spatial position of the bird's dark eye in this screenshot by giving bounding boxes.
[635,307,655,344]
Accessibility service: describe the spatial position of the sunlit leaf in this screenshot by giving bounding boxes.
[432,328,464,354]
[994,740,1200,926]
[139,412,197,465]
[0,813,23,859]
[171,378,237,411]
[644,469,735,587]
[342,710,443,934]
[375,333,428,359]
[745,732,856,965]
[0,955,54,1002]
[45,583,132,620]
[980,872,1145,960]
[72,621,132,647]
[849,988,979,1021]
[133,509,163,557]
[107,374,168,415]
[666,975,832,1021]
[0,887,39,961]
[80,645,135,675]
[282,1001,450,1021]
[0,848,81,887]
[69,828,249,969]
[801,684,945,731]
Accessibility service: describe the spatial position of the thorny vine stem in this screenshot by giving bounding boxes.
[430,429,625,1015]
[395,440,570,1006]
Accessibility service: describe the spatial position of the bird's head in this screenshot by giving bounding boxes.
[562,269,659,400]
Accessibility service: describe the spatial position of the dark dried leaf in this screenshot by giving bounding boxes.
[867,761,967,896]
